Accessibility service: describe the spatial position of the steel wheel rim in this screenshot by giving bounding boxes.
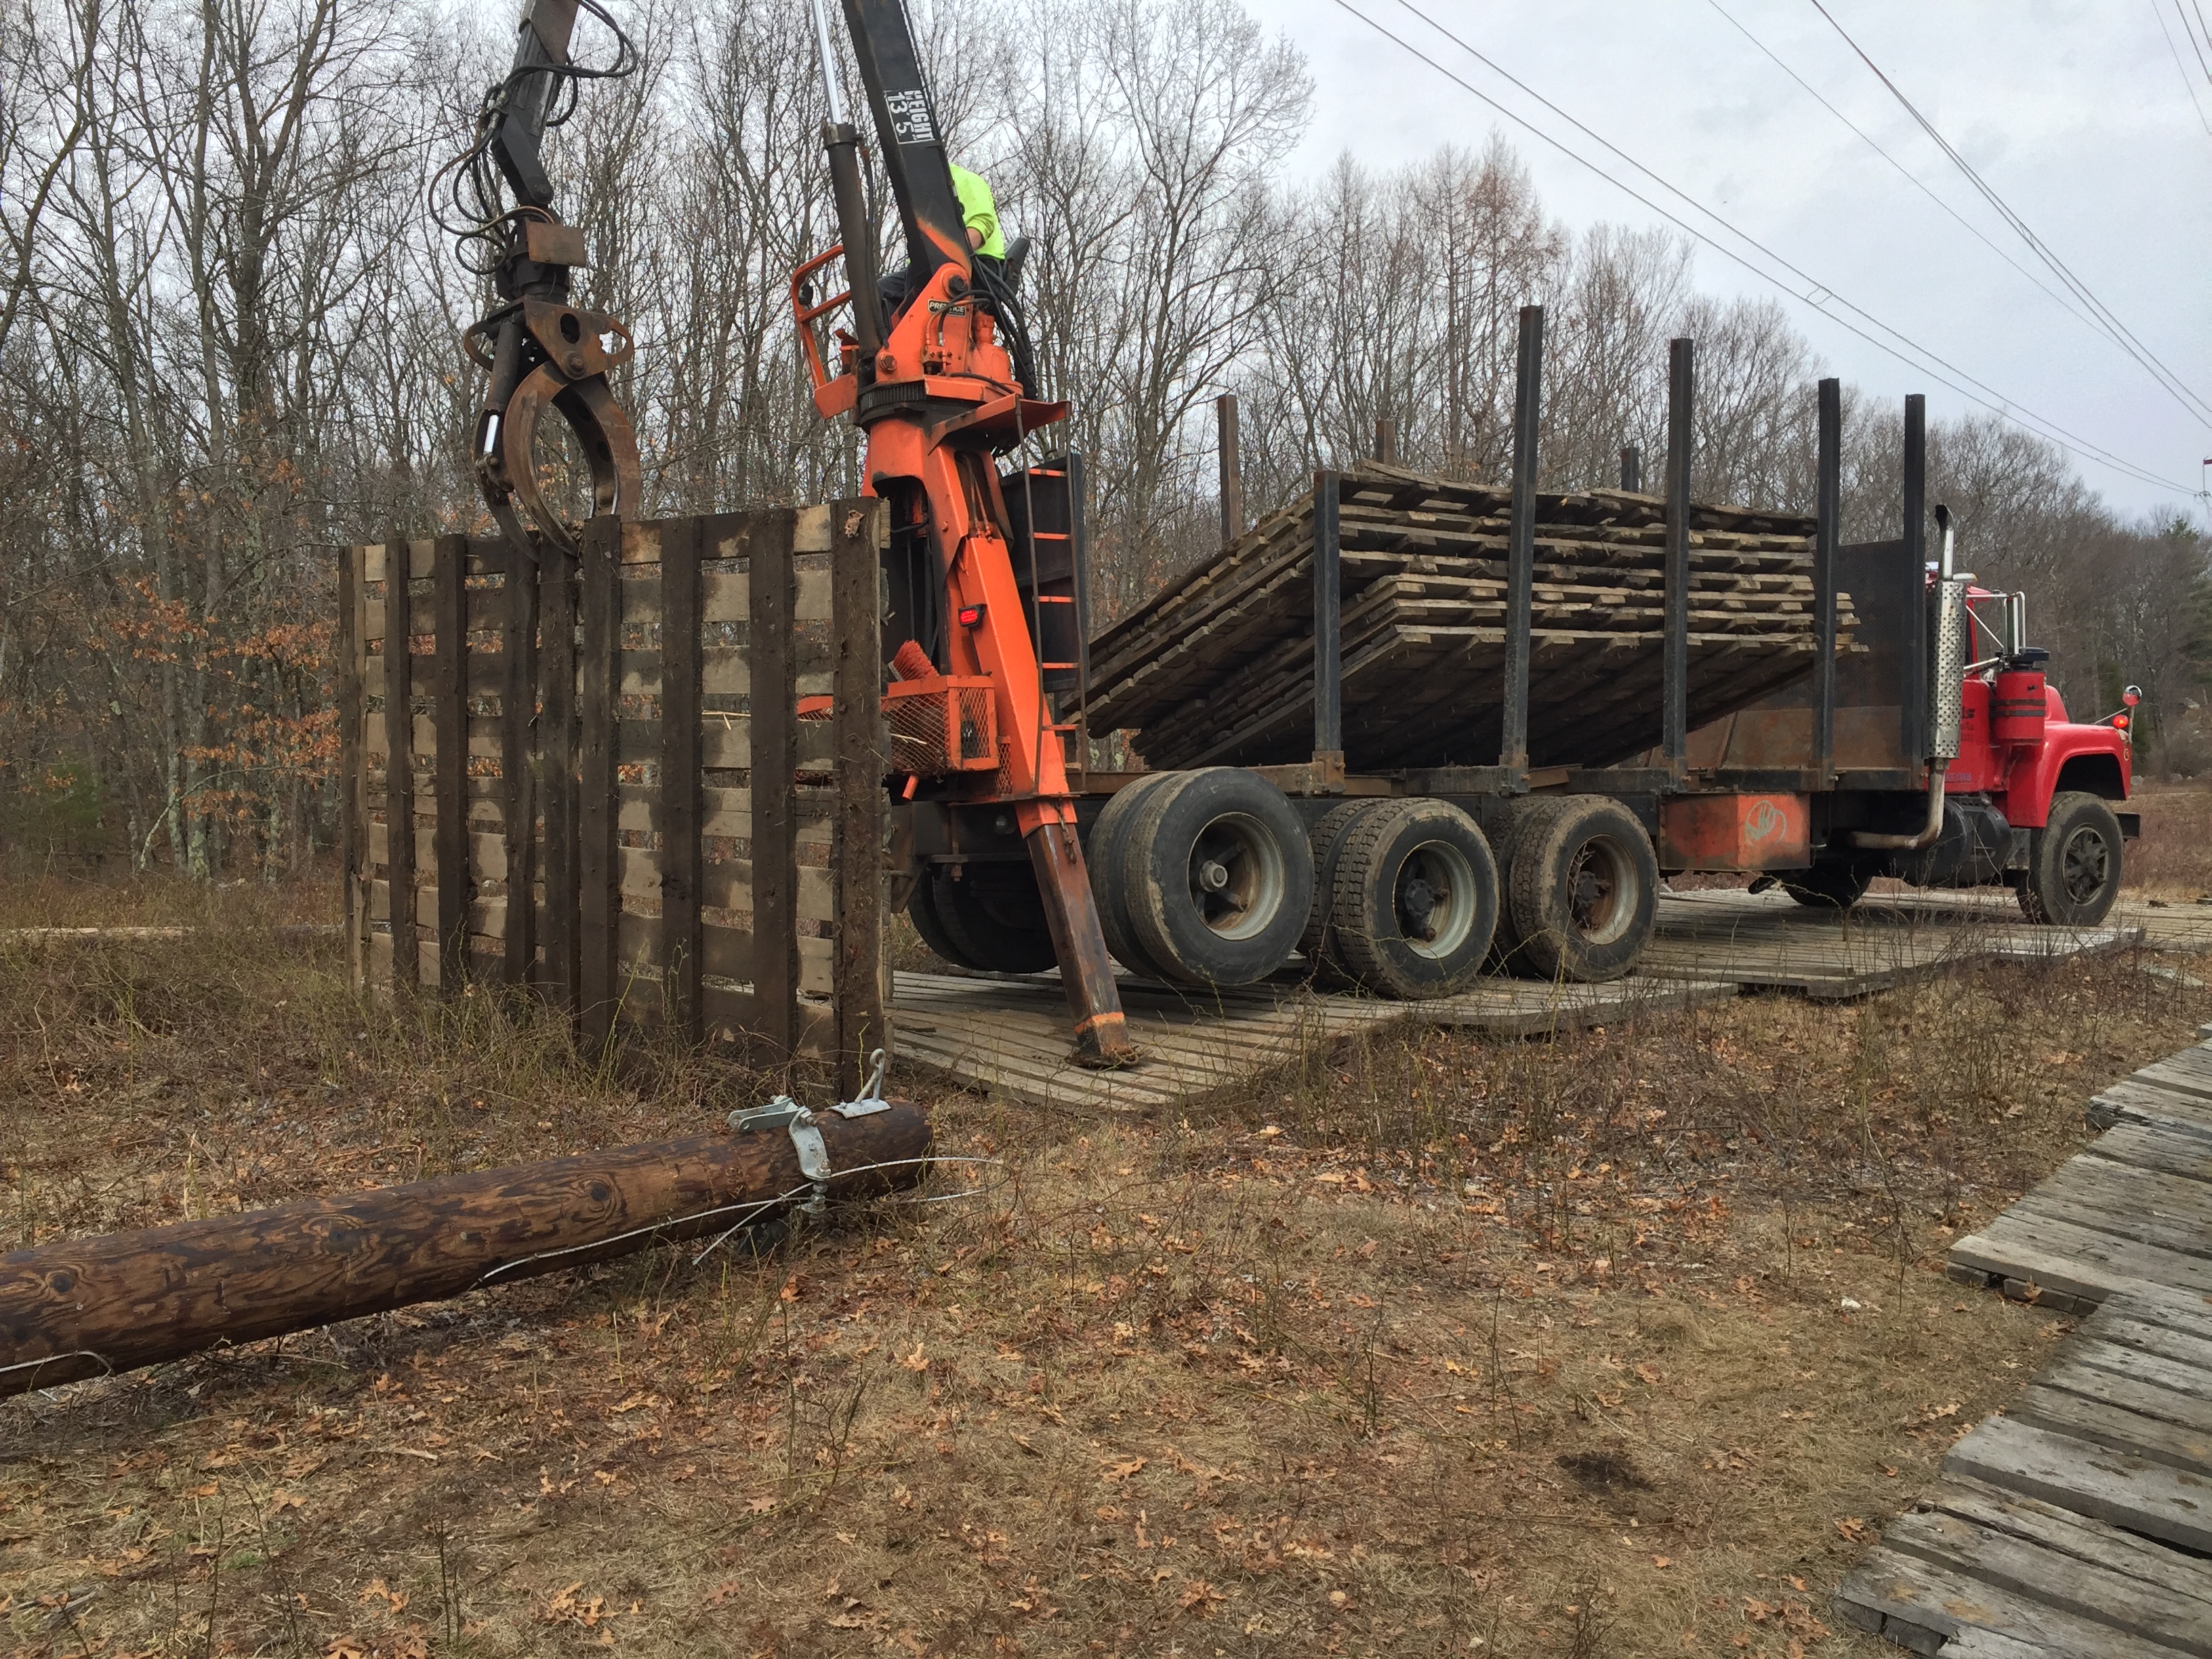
[2059,825,2110,906]
[1185,812,1285,941]
[1565,836,1639,946]
[1396,838,1478,959]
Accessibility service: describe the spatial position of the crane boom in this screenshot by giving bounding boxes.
[797,0,1134,1065]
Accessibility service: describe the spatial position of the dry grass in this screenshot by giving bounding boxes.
[2124,776,2212,899]
[3,872,2209,1658]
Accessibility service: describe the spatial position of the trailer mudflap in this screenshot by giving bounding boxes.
[1658,794,1811,872]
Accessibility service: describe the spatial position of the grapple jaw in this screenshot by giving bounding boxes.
[466,294,642,561]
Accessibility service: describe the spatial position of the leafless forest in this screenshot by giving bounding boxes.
[2,0,2204,875]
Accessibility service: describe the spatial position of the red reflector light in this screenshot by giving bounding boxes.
[957,603,986,628]
[2114,713,2130,729]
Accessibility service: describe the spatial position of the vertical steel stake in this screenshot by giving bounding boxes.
[1500,306,1542,777]
[1312,470,1344,770]
[1216,394,1243,548]
[1814,378,1841,781]
[1662,338,1694,773]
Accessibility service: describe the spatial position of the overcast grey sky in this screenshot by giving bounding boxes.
[1258,0,2211,525]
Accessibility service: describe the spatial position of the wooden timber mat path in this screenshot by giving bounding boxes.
[1641,888,2142,998]
[888,970,1739,1112]
[1833,1029,2212,1655]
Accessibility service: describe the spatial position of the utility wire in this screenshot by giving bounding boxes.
[1329,0,2192,493]
[1809,0,2212,429]
[1706,0,2106,340]
[2156,0,2212,134]
[2179,0,2212,85]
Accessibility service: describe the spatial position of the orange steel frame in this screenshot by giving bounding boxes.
[792,238,1133,1064]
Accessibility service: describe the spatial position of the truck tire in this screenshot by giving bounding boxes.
[1087,771,1183,981]
[1504,796,1658,983]
[1298,800,1372,979]
[921,864,1059,975]
[907,874,982,971]
[1124,767,1312,987]
[1485,797,1570,974]
[2019,791,2125,926]
[1328,798,1499,998]
[1783,862,1872,909]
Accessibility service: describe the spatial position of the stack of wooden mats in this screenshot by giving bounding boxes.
[1084,465,1858,771]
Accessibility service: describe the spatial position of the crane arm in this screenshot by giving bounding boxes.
[838,0,973,292]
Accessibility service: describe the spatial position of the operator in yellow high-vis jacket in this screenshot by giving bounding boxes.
[880,161,1004,319]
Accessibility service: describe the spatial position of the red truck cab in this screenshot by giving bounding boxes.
[1948,588,2133,830]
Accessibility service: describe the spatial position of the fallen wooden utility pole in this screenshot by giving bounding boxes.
[0,1094,931,1400]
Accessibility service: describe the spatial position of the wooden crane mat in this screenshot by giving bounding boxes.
[1835,1034,2212,1654]
[1834,1286,2212,1657]
[888,971,1738,1112]
[1947,1036,2212,1314]
[1641,889,2142,998]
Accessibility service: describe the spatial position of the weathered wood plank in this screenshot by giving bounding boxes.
[434,533,470,995]
[1931,1473,2212,1618]
[1944,1413,2212,1553]
[579,518,619,1049]
[1876,1490,2212,1656]
[2082,1122,2212,1181]
[1835,1540,2198,1658]
[661,518,703,1041]
[750,510,799,1059]
[541,537,578,1011]
[2087,1284,2212,1348]
[502,533,539,990]
[2004,1164,2212,1261]
[2009,1379,2212,1475]
[832,499,886,1098]
[1950,1209,2212,1306]
[2087,1078,2212,1136]
[384,537,418,996]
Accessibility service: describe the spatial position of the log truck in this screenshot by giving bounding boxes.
[791,15,2138,1042]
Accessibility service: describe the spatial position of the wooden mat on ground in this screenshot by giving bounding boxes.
[889,970,1738,1112]
[1641,889,2141,998]
[1837,1031,2212,1653]
[1947,1031,2212,1313]
[1849,888,2212,956]
[1835,1285,2212,1656]
[1086,466,1857,771]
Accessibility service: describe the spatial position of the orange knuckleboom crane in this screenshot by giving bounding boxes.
[790,0,1132,1065]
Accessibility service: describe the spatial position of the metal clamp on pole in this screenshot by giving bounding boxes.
[726,1050,895,1212]
[729,1097,834,1213]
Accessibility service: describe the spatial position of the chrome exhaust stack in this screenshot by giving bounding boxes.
[1855,506,1966,852]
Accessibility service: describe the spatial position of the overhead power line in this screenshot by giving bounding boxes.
[1322,0,2194,495]
[1706,0,2113,340]
[1809,0,2212,430]
[2178,0,2212,87]
[2154,0,2212,136]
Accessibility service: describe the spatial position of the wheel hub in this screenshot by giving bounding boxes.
[2060,826,2109,904]
[1183,813,1286,942]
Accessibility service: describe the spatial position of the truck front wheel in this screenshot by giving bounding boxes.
[2019,791,2124,926]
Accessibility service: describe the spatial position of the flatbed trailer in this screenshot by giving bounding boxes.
[893,306,2137,1008]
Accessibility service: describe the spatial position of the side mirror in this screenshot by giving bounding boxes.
[2123,686,2142,707]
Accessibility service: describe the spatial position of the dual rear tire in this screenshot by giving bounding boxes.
[918,774,1660,993]
[1090,768,1313,987]
[1488,796,1658,984]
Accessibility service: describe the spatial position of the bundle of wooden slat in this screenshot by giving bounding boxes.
[1085,466,1858,771]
